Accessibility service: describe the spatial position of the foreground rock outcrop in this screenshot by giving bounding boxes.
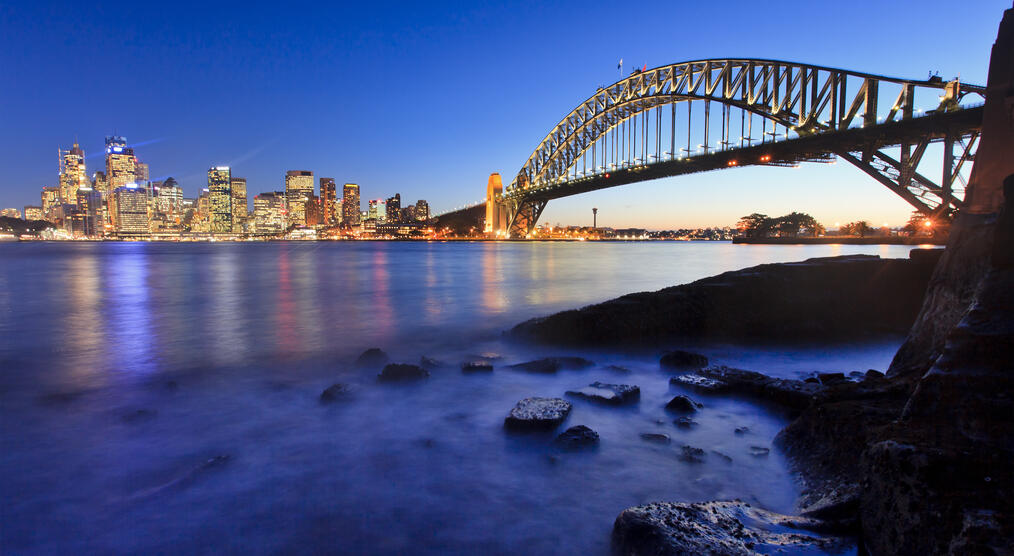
[511,253,940,346]
[504,397,572,430]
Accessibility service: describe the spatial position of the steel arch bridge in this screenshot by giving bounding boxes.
[496,59,985,237]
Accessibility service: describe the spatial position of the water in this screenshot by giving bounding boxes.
[0,241,915,554]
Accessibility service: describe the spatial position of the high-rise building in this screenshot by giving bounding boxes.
[386,193,401,223]
[368,199,386,223]
[285,170,314,226]
[305,195,322,227]
[155,177,184,218]
[113,184,149,236]
[135,162,150,184]
[192,188,212,232]
[208,166,232,233]
[41,186,61,220]
[320,178,337,225]
[105,136,138,192]
[23,206,44,221]
[415,199,430,221]
[75,188,102,237]
[230,177,247,232]
[1,208,21,218]
[58,142,88,204]
[92,171,107,193]
[253,192,286,234]
[342,183,360,228]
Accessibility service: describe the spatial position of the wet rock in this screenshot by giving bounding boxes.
[817,372,847,385]
[507,356,593,373]
[606,364,632,374]
[863,369,885,382]
[639,433,670,444]
[612,500,848,555]
[554,425,599,448]
[804,376,820,384]
[419,356,444,369]
[674,417,697,429]
[800,488,860,523]
[749,446,770,457]
[664,395,701,414]
[120,408,157,423]
[377,363,429,382]
[461,361,493,373]
[669,373,723,390]
[319,383,352,402]
[711,450,733,463]
[466,352,502,362]
[678,445,706,463]
[356,348,389,367]
[504,397,572,430]
[734,426,750,435]
[566,382,640,405]
[659,350,709,370]
[671,366,823,409]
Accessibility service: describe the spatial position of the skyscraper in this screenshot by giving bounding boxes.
[368,199,386,223]
[58,142,88,204]
[230,177,247,232]
[135,162,150,184]
[320,178,337,225]
[285,170,314,227]
[23,206,44,221]
[386,193,401,223]
[41,186,61,221]
[155,177,184,218]
[113,184,149,236]
[342,183,360,228]
[415,199,430,221]
[105,136,138,192]
[253,192,286,234]
[75,187,102,237]
[208,166,232,233]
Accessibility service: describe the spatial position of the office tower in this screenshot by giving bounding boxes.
[402,205,416,222]
[341,183,360,228]
[485,173,504,233]
[230,177,247,232]
[1,208,21,218]
[208,166,232,233]
[113,185,149,236]
[41,186,61,220]
[92,171,107,193]
[368,199,386,223]
[192,189,211,232]
[58,142,88,204]
[75,188,102,237]
[155,177,184,217]
[23,206,44,221]
[320,178,337,225]
[305,195,322,227]
[415,199,430,221]
[386,193,401,223]
[253,192,286,234]
[135,162,150,184]
[285,170,314,226]
[105,136,138,192]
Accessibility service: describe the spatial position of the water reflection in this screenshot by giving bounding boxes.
[66,252,105,379]
[208,248,248,367]
[480,244,506,315]
[106,244,155,375]
[275,247,300,358]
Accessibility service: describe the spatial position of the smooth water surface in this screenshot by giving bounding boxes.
[0,241,914,554]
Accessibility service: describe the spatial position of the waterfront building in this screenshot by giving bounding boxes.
[320,178,337,225]
[1,208,21,218]
[415,199,430,221]
[253,191,286,234]
[341,183,360,228]
[74,187,102,237]
[386,193,401,223]
[191,189,211,232]
[368,199,387,223]
[105,136,138,192]
[112,184,149,236]
[41,186,61,220]
[155,177,184,216]
[304,195,323,227]
[285,170,314,227]
[208,166,232,233]
[58,142,88,204]
[402,205,416,222]
[230,177,247,232]
[23,206,44,221]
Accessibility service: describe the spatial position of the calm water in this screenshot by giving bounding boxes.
[0,241,915,554]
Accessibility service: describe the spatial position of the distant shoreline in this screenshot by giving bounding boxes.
[733,236,946,246]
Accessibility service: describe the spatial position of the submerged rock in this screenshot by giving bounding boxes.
[674,417,697,429]
[419,356,444,369]
[711,450,733,463]
[659,350,709,370]
[750,446,771,457]
[554,425,599,448]
[504,397,572,430]
[639,433,670,444]
[612,500,848,555]
[507,356,595,374]
[377,363,429,382]
[566,382,640,405]
[678,445,707,463]
[356,348,389,367]
[319,383,352,402]
[461,361,493,373]
[664,395,701,414]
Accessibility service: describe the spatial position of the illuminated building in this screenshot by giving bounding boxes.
[368,199,387,223]
[155,177,183,216]
[24,206,44,221]
[285,170,314,226]
[113,184,149,236]
[41,186,61,220]
[1,208,21,218]
[402,205,416,221]
[208,166,232,233]
[386,193,401,223]
[253,192,286,234]
[58,142,88,204]
[192,189,211,232]
[415,199,430,221]
[92,171,107,194]
[230,177,247,232]
[135,162,149,184]
[74,188,102,237]
[304,196,323,226]
[105,136,137,192]
[485,173,505,234]
[320,178,337,225]
[342,183,360,228]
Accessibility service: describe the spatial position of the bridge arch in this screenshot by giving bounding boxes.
[501,59,984,237]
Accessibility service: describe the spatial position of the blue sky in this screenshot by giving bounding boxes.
[0,0,1005,228]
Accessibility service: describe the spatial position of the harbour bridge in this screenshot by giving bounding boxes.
[479,59,984,237]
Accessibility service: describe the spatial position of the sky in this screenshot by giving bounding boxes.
[0,0,1006,229]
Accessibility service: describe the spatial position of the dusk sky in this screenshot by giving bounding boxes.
[0,0,1004,228]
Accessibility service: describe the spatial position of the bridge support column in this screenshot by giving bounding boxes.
[506,198,548,238]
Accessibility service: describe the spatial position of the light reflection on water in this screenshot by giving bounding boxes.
[0,241,915,554]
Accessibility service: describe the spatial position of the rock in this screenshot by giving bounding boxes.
[356,348,389,367]
[678,445,706,463]
[639,433,670,444]
[377,363,429,382]
[507,356,593,373]
[606,364,632,373]
[611,500,848,555]
[504,397,572,430]
[674,417,697,429]
[120,408,157,423]
[817,372,847,385]
[711,450,733,463]
[555,425,599,448]
[749,446,770,457]
[319,383,352,402]
[664,395,701,414]
[671,366,823,410]
[734,426,750,435]
[566,382,640,405]
[419,356,444,369]
[863,369,885,381]
[461,361,493,372]
[804,376,820,384]
[669,373,723,390]
[660,350,709,370]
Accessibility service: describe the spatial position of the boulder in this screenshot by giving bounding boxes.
[319,383,352,402]
[566,382,640,405]
[612,500,848,555]
[670,366,822,409]
[461,361,493,373]
[678,445,707,463]
[507,356,594,373]
[356,348,389,367]
[419,356,444,369]
[664,395,701,414]
[639,433,670,444]
[674,417,697,429]
[377,363,429,382]
[504,397,572,430]
[660,350,709,370]
[554,425,599,448]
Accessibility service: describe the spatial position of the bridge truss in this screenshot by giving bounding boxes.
[501,59,985,237]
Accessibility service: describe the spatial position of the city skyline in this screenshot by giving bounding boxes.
[0,1,1005,227]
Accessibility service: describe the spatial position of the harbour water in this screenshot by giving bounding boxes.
[0,241,915,554]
